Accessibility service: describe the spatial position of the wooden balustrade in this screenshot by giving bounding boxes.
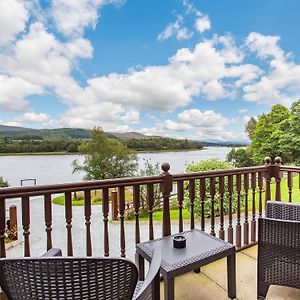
[1,157,300,259]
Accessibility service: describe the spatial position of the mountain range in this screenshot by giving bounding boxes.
[0,125,248,146]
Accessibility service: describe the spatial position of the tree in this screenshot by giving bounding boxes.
[227,148,255,167]
[245,117,257,139]
[72,128,138,180]
[0,177,9,188]
[248,104,290,164]
[277,99,300,164]
[139,159,161,209]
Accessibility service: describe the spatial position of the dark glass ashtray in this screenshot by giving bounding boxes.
[173,235,186,248]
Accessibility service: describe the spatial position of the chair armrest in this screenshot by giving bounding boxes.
[266,201,300,221]
[134,247,162,300]
[41,248,62,257]
[258,217,300,248]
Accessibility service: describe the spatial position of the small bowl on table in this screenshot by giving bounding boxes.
[173,235,186,248]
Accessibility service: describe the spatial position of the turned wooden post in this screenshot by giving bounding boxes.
[111,190,118,221]
[9,205,18,240]
[161,162,172,237]
[274,157,283,201]
[263,157,272,205]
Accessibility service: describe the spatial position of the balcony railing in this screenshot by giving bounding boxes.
[0,156,299,259]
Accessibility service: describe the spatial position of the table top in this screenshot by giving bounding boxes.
[136,229,235,277]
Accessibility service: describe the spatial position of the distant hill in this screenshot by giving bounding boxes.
[0,125,248,147]
[0,127,92,140]
[0,125,30,132]
[109,131,149,139]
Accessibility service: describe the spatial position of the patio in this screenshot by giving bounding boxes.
[161,245,300,300]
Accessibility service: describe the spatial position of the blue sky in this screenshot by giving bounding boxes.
[1,0,300,142]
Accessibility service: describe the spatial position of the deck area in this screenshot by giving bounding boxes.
[160,245,300,300]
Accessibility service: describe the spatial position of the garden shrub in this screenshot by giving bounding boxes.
[183,159,245,218]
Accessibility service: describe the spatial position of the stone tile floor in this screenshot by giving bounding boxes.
[159,245,300,300]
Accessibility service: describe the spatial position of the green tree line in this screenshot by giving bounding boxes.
[125,137,203,151]
[0,139,80,153]
[0,136,203,154]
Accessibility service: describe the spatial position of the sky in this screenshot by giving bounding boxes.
[1,0,300,142]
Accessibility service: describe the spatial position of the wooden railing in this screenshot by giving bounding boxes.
[1,156,300,259]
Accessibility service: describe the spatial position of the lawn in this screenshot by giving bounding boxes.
[52,189,133,206]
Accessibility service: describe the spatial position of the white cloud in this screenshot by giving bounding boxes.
[121,110,140,124]
[178,109,229,127]
[246,32,284,60]
[202,80,225,100]
[177,27,194,40]
[0,0,28,46]
[157,16,193,41]
[17,112,50,123]
[51,0,124,37]
[0,74,42,111]
[139,108,246,142]
[84,35,260,111]
[195,15,211,33]
[243,32,300,105]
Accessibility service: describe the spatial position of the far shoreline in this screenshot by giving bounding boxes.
[0,148,209,156]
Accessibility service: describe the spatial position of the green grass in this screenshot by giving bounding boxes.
[136,208,191,221]
[52,189,133,206]
[52,194,102,206]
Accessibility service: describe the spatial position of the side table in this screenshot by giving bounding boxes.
[136,229,236,300]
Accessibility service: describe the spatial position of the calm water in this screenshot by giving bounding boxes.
[0,147,231,187]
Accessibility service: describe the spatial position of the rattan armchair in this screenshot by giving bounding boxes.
[0,247,162,300]
[257,201,300,299]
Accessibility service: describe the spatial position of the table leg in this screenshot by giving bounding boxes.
[227,252,236,299]
[164,277,174,300]
[194,267,201,273]
[136,252,145,281]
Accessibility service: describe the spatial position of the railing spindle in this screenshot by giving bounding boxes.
[177,180,184,233]
[218,176,225,240]
[200,178,206,231]
[0,198,6,257]
[287,172,293,202]
[133,185,140,244]
[227,175,233,244]
[189,179,195,230]
[65,192,73,256]
[102,187,109,257]
[235,174,242,248]
[274,157,282,201]
[264,157,272,203]
[147,184,154,240]
[44,194,52,251]
[84,190,92,256]
[210,177,215,236]
[22,195,31,257]
[258,172,263,217]
[118,186,126,257]
[243,173,249,246]
[251,172,256,243]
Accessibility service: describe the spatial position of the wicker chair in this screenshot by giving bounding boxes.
[257,201,300,299]
[0,247,162,300]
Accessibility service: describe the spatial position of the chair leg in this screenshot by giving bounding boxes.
[257,281,270,299]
